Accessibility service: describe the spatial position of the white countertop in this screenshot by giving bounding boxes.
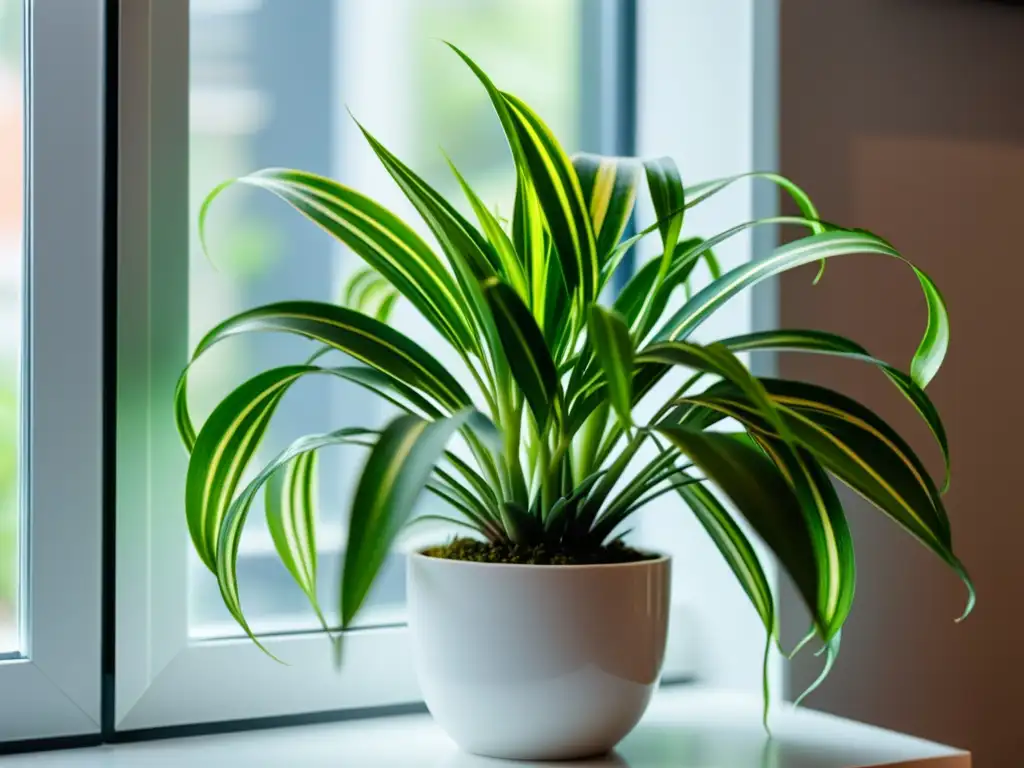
[1,687,968,767]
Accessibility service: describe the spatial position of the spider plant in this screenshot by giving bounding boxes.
[175,45,972,710]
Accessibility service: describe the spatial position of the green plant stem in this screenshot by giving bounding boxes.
[524,410,542,496]
[578,429,648,535]
[599,449,683,522]
[538,429,554,516]
[593,422,625,471]
[548,437,571,491]
[498,382,529,507]
[461,349,499,421]
[426,482,498,536]
[463,430,504,504]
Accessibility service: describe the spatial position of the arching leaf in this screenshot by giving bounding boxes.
[572,153,641,265]
[341,409,496,627]
[717,328,950,491]
[654,229,948,389]
[483,278,561,428]
[215,425,377,652]
[655,427,827,638]
[587,306,634,425]
[502,91,598,306]
[176,300,471,451]
[200,169,477,354]
[680,383,973,619]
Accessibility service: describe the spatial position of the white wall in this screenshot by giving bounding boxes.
[779,2,1024,762]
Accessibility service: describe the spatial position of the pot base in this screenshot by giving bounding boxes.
[429,664,656,761]
[464,746,612,762]
[408,553,671,762]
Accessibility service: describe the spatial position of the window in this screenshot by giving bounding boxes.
[187,0,586,641]
[0,0,104,742]
[0,0,779,745]
[0,0,23,658]
[116,0,643,731]
[113,0,781,733]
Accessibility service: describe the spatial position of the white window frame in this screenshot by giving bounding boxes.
[115,0,780,732]
[0,0,105,743]
[115,0,424,732]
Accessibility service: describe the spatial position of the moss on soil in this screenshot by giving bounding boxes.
[421,537,657,566]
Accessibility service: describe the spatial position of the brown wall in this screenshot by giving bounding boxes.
[779,1,1024,764]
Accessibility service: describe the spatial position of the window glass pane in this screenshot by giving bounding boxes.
[188,0,581,638]
[0,0,22,656]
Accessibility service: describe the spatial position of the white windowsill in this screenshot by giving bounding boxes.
[3,686,967,767]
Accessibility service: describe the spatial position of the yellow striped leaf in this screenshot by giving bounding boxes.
[342,409,495,627]
[587,306,635,426]
[677,385,973,620]
[201,168,478,355]
[483,278,561,428]
[717,328,950,493]
[502,92,598,307]
[656,427,827,638]
[571,153,641,265]
[215,424,377,651]
[654,228,949,390]
[446,156,529,300]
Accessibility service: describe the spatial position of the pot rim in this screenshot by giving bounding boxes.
[408,550,670,571]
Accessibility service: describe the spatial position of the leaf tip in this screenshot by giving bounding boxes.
[955,581,976,624]
[812,260,826,285]
[948,556,975,623]
[332,635,345,672]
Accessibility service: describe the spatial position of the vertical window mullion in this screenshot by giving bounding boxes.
[580,0,638,293]
[0,0,106,744]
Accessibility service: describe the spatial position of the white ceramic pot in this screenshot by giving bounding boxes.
[407,552,671,761]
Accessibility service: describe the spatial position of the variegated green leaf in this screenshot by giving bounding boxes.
[513,181,547,312]
[654,229,949,389]
[185,360,395,577]
[643,157,685,286]
[587,306,634,426]
[200,168,477,355]
[176,300,470,452]
[482,278,561,428]
[425,476,498,538]
[571,153,641,265]
[588,450,702,544]
[684,169,826,279]
[567,237,714,418]
[265,449,322,625]
[752,434,855,639]
[680,382,973,618]
[186,366,306,572]
[447,156,529,300]
[216,425,376,651]
[717,328,950,491]
[655,427,827,637]
[349,126,506,390]
[502,91,598,306]
[575,340,786,536]
[613,237,709,331]
[444,44,545,309]
[686,172,822,227]
[677,476,775,635]
[341,409,496,626]
[356,123,500,282]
